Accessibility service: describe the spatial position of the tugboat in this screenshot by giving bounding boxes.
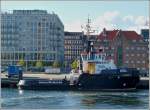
[76,40,140,91]
[73,17,140,91]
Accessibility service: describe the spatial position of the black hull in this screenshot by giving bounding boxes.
[77,69,140,90]
[18,69,140,91]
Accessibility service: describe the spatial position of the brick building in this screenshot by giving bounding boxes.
[96,28,149,74]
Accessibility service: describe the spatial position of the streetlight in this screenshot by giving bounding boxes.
[23,47,27,71]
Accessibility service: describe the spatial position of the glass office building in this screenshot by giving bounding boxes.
[1,10,64,69]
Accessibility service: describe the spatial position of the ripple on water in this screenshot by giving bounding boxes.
[1,88,149,109]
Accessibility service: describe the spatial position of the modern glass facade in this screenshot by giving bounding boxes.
[1,10,64,68]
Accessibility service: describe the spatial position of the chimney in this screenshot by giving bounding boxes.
[103,28,107,37]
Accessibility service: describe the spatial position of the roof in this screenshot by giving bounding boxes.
[97,29,142,41]
[122,31,142,40]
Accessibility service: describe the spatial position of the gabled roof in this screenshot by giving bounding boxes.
[97,28,142,41]
[98,30,118,40]
[121,31,142,40]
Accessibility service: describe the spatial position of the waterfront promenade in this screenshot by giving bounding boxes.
[1,72,71,80]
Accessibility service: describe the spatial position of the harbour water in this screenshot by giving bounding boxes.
[1,88,149,109]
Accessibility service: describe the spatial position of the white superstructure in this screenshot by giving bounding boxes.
[81,42,116,74]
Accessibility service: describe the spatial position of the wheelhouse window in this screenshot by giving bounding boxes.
[82,54,87,60]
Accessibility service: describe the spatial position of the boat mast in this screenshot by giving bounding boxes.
[86,15,91,40]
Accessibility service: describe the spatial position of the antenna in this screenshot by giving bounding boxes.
[81,14,99,40]
[145,20,149,26]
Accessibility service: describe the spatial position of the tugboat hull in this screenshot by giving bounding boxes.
[18,69,140,91]
[77,69,140,91]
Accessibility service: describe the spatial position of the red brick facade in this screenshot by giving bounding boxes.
[95,28,149,74]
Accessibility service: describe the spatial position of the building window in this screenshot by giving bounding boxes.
[126,47,129,50]
[142,47,145,50]
[137,54,140,57]
[131,54,134,56]
[112,47,115,50]
[140,40,143,42]
[126,61,129,63]
[126,54,129,57]
[131,47,134,50]
[137,61,140,63]
[111,54,114,56]
[131,60,134,63]
[132,40,136,42]
[142,54,145,57]
[105,47,108,49]
[137,47,140,50]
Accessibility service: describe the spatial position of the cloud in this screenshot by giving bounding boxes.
[65,11,120,33]
[123,15,134,22]
[123,15,149,33]
[101,11,119,22]
[64,20,83,32]
[135,16,148,26]
[64,11,149,34]
[92,11,119,33]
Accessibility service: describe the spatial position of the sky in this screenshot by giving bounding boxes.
[1,1,149,34]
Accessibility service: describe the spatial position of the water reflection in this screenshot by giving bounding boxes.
[79,91,146,107]
[18,90,24,95]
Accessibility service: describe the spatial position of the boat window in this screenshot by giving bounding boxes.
[94,55,97,59]
[120,69,127,72]
[82,55,87,60]
[91,54,95,60]
[82,55,85,60]
[85,55,87,60]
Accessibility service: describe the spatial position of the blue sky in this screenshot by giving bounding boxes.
[1,1,149,33]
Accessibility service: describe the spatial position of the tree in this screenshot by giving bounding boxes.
[63,61,68,68]
[71,60,78,70]
[17,59,25,66]
[53,61,60,68]
[36,61,43,68]
[29,61,35,67]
